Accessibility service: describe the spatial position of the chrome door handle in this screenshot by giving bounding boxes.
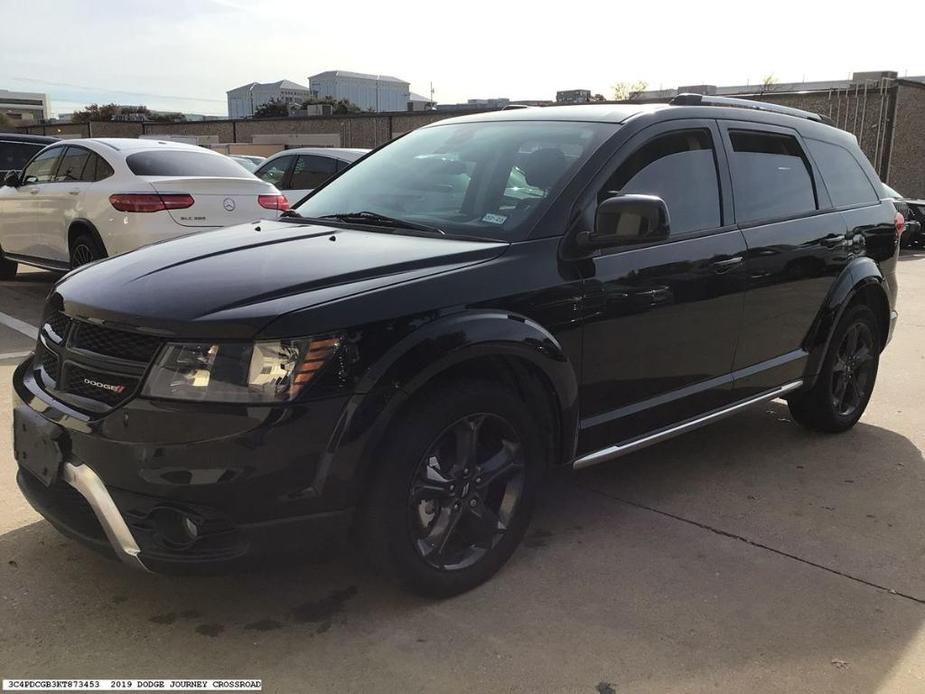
[712,256,744,273]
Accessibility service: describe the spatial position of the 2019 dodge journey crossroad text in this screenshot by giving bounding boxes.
[14,96,900,596]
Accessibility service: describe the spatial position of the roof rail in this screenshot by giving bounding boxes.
[501,104,534,110]
[670,93,834,125]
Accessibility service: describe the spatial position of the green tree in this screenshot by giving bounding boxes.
[301,97,361,114]
[71,103,150,122]
[612,80,649,101]
[253,99,290,118]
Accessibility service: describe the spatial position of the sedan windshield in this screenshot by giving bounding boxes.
[294,121,617,240]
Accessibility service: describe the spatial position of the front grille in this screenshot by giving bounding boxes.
[62,363,140,407]
[70,322,163,363]
[33,304,164,412]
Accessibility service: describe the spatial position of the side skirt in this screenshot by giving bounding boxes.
[571,380,803,470]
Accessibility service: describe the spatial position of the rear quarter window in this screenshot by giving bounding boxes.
[126,150,249,177]
[806,139,879,208]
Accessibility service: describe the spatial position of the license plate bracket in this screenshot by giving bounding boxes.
[14,405,67,487]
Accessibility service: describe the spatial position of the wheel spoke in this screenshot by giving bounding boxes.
[466,498,505,544]
[410,478,453,505]
[845,325,859,355]
[423,505,465,562]
[453,415,484,473]
[474,440,523,490]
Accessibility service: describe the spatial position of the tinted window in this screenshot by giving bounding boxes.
[601,129,721,235]
[0,142,44,172]
[126,150,249,177]
[729,130,816,222]
[290,155,338,189]
[255,155,294,187]
[54,147,91,182]
[21,147,64,184]
[90,154,115,182]
[806,139,878,208]
[296,121,616,240]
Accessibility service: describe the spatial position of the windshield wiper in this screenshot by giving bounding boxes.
[319,211,445,235]
[279,209,304,219]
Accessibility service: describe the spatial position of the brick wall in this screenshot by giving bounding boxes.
[19,109,483,149]
[889,82,925,198]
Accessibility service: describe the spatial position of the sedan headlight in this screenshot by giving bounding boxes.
[142,336,341,403]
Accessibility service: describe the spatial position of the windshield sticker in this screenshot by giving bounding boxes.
[482,213,507,225]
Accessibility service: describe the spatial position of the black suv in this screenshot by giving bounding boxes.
[0,133,58,176]
[14,96,899,596]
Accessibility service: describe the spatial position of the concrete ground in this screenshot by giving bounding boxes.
[0,256,924,693]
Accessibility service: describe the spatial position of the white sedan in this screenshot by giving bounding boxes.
[0,138,288,279]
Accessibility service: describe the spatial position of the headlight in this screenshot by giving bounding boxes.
[141,336,341,403]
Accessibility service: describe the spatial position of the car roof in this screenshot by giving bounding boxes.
[0,133,59,144]
[432,104,670,125]
[265,147,369,162]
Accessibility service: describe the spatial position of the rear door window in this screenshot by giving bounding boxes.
[727,130,817,223]
[600,129,722,236]
[126,150,248,177]
[21,147,64,184]
[54,146,91,182]
[255,155,295,188]
[79,153,114,182]
[806,139,879,208]
[0,141,44,172]
[290,155,338,189]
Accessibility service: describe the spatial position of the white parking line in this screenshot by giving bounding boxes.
[0,311,38,340]
[0,350,32,360]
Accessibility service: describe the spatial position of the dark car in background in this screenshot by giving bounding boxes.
[883,184,925,248]
[13,96,900,597]
[0,133,58,175]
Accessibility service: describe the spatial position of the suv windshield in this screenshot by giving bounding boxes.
[294,121,617,239]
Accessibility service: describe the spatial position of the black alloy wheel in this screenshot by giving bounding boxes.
[409,413,525,571]
[829,320,876,418]
[788,303,880,433]
[70,232,106,268]
[362,379,544,597]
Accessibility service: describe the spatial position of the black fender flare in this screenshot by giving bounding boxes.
[803,256,890,384]
[321,310,580,499]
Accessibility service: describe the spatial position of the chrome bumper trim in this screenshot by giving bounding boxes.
[572,380,804,470]
[61,462,148,571]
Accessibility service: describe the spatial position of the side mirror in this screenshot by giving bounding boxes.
[577,194,670,250]
[2,170,21,187]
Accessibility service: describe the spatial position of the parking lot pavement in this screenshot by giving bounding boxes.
[1,255,924,693]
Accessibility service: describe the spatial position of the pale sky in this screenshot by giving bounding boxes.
[1,0,923,118]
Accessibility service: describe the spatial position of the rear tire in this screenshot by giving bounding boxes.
[69,232,106,268]
[0,255,17,280]
[788,304,880,433]
[361,378,546,597]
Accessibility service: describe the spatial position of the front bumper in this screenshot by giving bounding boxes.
[13,357,357,573]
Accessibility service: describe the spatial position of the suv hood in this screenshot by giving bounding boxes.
[56,220,508,338]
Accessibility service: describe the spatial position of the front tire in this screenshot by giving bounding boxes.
[69,232,106,268]
[788,304,880,433]
[362,379,545,597]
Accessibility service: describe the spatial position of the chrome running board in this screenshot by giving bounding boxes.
[62,462,148,571]
[572,380,803,470]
